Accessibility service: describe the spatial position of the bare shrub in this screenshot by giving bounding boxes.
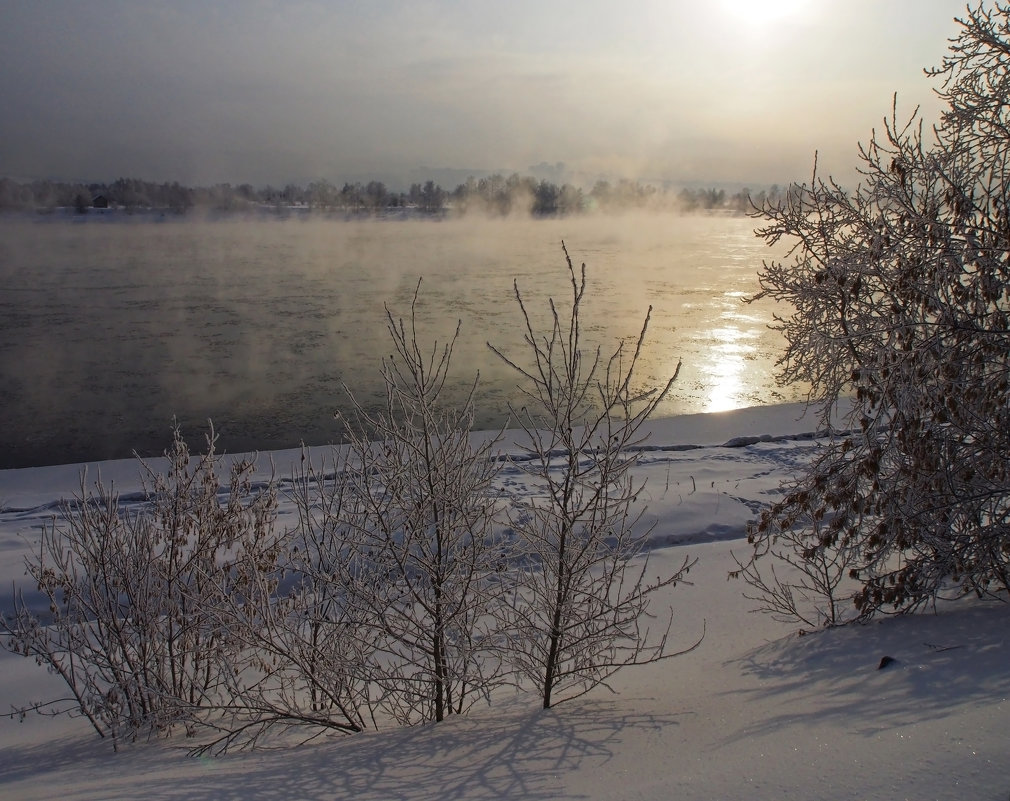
[193,286,511,746]
[489,244,700,709]
[1,426,279,747]
[253,285,511,729]
[334,288,510,724]
[730,451,864,629]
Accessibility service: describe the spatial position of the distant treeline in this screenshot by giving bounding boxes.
[0,174,788,217]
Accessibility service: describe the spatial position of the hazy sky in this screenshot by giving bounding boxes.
[0,0,974,189]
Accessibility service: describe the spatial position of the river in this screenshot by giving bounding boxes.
[0,212,803,468]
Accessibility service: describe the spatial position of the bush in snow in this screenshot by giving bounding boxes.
[738,4,1010,623]
[315,286,512,725]
[1,426,281,747]
[489,244,700,709]
[182,446,380,754]
[185,285,512,750]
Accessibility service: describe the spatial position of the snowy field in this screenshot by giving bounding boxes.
[0,402,1007,800]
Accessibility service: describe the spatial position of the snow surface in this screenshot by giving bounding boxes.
[0,402,1007,800]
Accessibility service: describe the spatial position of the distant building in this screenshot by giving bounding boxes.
[91,194,109,209]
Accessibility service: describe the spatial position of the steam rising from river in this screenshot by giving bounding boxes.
[0,213,801,467]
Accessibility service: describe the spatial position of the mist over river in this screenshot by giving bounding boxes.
[0,213,804,469]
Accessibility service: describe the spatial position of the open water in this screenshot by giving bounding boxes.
[0,212,803,468]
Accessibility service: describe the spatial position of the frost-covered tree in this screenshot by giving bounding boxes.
[739,3,1010,621]
[1,427,280,747]
[188,445,381,755]
[490,245,699,708]
[316,285,510,725]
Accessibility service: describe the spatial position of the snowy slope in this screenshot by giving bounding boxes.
[0,403,1006,801]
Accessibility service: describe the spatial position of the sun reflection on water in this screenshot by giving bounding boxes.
[702,313,760,413]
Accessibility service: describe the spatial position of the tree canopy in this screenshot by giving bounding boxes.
[740,3,1010,622]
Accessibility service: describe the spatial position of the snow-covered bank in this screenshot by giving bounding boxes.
[0,401,824,511]
[0,401,1006,801]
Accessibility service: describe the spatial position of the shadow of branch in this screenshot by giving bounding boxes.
[716,599,1010,746]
